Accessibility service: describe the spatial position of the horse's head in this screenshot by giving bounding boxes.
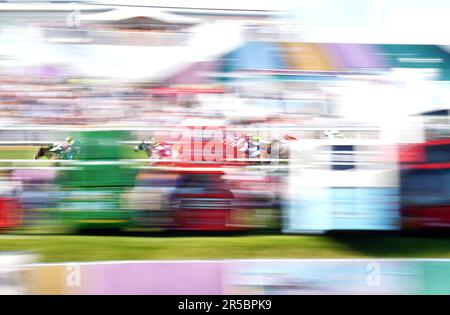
[34,146,47,159]
[34,147,42,159]
[134,141,146,152]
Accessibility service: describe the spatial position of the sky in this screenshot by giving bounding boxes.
[287,0,450,43]
[86,0,450,44]
[2,0,450,43]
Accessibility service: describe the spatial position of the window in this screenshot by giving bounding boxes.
[426,144,450,163]
[331,145,355,171]
[401,169,450,205]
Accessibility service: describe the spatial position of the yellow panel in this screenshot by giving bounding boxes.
[282,43,337,71]
[24,264,86,295]
[24,265,67,295]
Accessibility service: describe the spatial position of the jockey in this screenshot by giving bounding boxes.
[49,142,64,154]
[230,134,246,150]
[51,137,80,160]
[232,134,267,159]
[149,137,171,159]
[62,137,73,150]
[247,135,266,158]
[66,137,81,159]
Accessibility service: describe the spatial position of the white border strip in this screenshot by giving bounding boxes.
[23,258,450,267]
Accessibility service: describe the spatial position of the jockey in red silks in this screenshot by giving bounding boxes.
[149,137,172,159]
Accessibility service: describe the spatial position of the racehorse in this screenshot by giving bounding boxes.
[34,146,60,160]
[134,140,172,160]
[224,135,273,164]
[267,139,290,160]
[134,141,153,158]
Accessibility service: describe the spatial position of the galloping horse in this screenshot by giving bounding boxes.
[267,134,299,162]
[267,139,291,160]
[34,146,61,160]
[225,136,295,164]
[134,141,154,158]
[134,140,172,160]
[224,135,291,163]
[224,135,270,160]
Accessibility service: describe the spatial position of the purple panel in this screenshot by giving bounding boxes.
[323,44,389,70]
[77,261,224,295]
[26,65,63,77]
[12,169,58,183]
[163,61,219,87]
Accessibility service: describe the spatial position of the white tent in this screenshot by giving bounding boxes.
[80,7,201,25]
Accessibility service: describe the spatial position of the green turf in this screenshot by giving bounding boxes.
[0,146,148,169]
[0,147,38,160]
[0,234,449,263]
[0,146,147,160]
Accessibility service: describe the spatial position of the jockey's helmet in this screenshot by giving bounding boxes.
[149,137,159,146]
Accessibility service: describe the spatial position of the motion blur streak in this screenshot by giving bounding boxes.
[0,0,449,295]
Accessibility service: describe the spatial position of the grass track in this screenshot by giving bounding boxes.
[0,234,449,263]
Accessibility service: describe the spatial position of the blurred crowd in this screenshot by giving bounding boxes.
[0,75,335,127]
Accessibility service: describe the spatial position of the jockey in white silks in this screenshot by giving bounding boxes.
[228,134,269,159]
[49,137,80,159]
